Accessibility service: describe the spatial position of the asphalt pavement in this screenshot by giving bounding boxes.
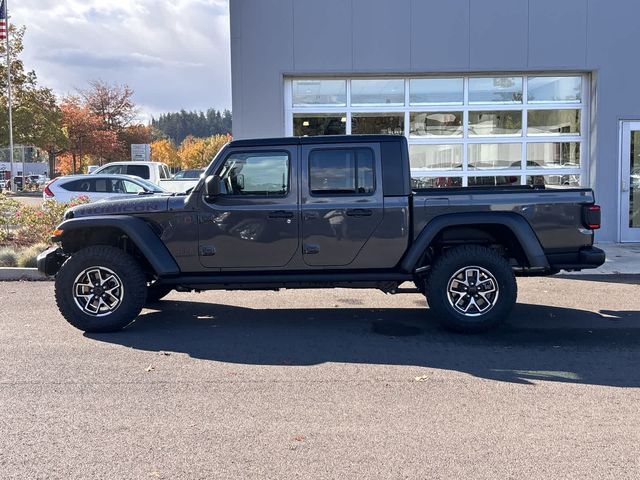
[0,277,639,479]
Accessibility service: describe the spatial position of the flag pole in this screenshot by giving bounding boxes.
[5,0,14,191]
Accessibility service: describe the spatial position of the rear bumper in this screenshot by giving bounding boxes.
[36,246,66,276]
[550,246,606,272]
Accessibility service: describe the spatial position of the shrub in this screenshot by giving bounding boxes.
[12,196,90,247]
[17,243,49,268]
[0,194,21,242]
[0,247,18,267]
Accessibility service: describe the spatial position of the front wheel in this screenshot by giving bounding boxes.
[424,245,517,333]
[55,246,148,333]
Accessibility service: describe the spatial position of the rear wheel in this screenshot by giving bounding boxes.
[55,246,147,333]
[424,245,517,333]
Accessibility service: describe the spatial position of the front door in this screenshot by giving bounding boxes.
[198,146,299,269]
[621,122,640,242]
[300,143,384,266]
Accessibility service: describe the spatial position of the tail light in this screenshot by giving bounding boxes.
[583,204,601,230]
[43,178,57,198]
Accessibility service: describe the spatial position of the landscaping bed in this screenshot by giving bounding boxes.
[0,193,88,268]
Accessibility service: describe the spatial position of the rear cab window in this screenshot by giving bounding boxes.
[125,165,151,179]
[309,148,375,196]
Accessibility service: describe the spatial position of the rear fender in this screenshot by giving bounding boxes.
[400,212,549,272]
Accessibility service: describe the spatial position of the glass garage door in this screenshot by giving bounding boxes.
[285,74,589,189]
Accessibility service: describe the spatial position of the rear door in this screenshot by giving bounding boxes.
[301,142,384,266]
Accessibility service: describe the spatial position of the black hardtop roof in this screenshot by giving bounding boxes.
[228,134,405,148]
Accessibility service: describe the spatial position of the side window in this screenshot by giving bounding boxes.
[217,151,289,196]
[126,165,150,179]
[173,171,185,179]
[309,148,375,195]
[99,165,123,175]
[61,179,94,192]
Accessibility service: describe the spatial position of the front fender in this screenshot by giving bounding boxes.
[55,215,181,277]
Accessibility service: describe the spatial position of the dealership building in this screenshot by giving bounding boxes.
[229,0,640,243]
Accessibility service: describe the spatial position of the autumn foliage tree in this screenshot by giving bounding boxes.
[59,96,119,174]
[151,139,180,169]
[177,134,229,169]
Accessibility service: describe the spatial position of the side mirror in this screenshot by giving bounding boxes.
[205,175,224,198]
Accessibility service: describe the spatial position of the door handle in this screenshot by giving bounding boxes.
[345,208,373,217]
[268,210,294,219]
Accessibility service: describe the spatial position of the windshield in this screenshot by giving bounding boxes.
[135,177,167,193]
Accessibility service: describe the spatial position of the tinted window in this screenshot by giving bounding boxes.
[125,165,150,179]
[309,148,375,195]
[61,179,94,192]
[217,152,289,196]
[98,165,123,175]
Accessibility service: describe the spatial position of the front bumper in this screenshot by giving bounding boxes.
[36,246,67,276]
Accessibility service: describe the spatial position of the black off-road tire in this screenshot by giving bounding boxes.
[425,245,517,333]
[55,246,147,333]
[146,283,173,304]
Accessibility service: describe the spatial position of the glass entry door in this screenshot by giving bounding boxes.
[621,122,640,242]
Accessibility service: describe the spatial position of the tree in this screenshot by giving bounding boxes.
[151,139,180,169]
[79,80,137,131]
[178,134,228,169]
[152,108,232,144]
[60,96,119,174]
[0,25,65,173]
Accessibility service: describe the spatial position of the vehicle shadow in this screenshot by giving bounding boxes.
[87,300,640,388]
[555,274,640,285]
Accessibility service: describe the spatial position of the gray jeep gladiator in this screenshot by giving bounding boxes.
[38,135,605,333]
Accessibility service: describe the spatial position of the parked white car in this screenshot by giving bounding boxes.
[43,174,168,203]
[91,161,200,193]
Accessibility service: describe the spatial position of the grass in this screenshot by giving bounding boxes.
[0,247,18,267]
[16,243,49,268]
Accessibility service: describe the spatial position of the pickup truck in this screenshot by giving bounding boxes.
[38,135,605,334]
[91,161,200,193]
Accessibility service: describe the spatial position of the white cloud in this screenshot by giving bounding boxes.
[10,0,231,120]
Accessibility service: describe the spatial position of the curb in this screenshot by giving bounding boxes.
[0,268,51,281]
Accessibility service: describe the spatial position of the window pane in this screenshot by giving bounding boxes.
[294,113,346,136]
[527,142,580,168]
[528,109,581,135]
[351,79,404,106]
[292,79,346,106]
[469,77,523,104]
[409,78,463,105]
[411,176,462,189]
[528,76,582,103]
[409,144,462,170]
[352,113,404,135]
[410,112,463,137]
[468,176,521,187]
[126,165,150,179]
[468,143,522,170]
[309,148,374,195]
[218,152,289,195]
[527,174,581,187]
[468,111,522,136]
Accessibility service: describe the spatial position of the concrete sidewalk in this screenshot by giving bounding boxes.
[573,243,640,275]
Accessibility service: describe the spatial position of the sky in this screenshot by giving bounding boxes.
[11,0,232,121]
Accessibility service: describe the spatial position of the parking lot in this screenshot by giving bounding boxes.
[1,276,639,479]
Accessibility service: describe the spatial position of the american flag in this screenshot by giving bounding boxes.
[0,0,6,41]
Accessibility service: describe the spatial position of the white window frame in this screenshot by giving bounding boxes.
[284,73,590,188]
